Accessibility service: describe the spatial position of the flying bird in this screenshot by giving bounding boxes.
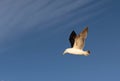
[63,27,90,56]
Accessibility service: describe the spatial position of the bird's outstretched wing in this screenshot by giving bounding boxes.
[73,27,88,49]
[69,30,77,47]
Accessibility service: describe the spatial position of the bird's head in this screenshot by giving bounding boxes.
[63,48,71,55]
[63,48,73,55]
[63,50,68,55]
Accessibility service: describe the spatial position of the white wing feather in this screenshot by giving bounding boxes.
[73,27,88,49]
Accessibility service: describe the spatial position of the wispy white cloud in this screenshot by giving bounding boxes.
[1,80,4,81]
[0,0,110,45]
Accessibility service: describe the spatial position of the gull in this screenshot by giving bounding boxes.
[63,27,90,56]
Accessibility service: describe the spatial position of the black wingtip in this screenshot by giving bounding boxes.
[69,30,77,47]
[72,30,75,33]
[83,26,88,32]
[85,26,88,30]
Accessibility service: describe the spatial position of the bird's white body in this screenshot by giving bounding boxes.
[63,48,89,56]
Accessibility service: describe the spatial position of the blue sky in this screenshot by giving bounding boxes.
[0,0,120,81]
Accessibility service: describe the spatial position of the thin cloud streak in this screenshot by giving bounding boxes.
[0,0,110,44]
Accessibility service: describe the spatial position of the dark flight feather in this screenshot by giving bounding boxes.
[69,30,77,47]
